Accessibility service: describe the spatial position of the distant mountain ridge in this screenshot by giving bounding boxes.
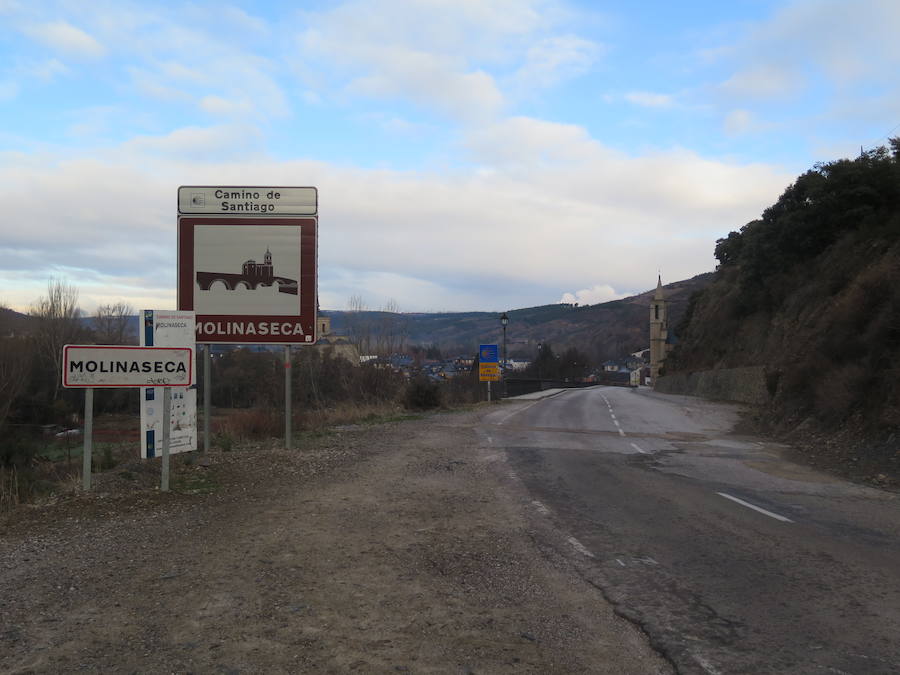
[2,272,714,364]
[324,273,713,362]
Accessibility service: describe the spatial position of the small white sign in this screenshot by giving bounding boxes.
[178,186,317,215]
[140,310,197,458]
[62,345,193,388]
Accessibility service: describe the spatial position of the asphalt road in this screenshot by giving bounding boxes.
[481,386,900,675]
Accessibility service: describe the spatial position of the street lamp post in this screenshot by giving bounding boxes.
[500,312,509,397]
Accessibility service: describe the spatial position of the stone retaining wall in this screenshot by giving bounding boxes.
[654,366,771,405]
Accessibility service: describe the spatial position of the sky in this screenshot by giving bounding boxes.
[2,0,899,315]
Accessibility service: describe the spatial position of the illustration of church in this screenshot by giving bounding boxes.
[241,247,275,282]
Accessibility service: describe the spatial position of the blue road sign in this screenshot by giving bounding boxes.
[479,344,499,363]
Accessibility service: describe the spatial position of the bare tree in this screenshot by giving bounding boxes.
[94,301,135,344]
[346,295,373,357]
[378,298,407,357]
[30,279,83,400]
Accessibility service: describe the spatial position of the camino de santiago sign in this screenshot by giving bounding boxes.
[479,344,501,382]
[177,186,318,344]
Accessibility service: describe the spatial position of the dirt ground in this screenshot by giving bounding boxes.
[0,407,671,674]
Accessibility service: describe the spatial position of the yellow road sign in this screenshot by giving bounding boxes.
[479,363,501,382]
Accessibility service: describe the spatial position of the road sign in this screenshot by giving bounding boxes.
[62,345,193,388]
[479,363,501,382]
[178,186,317,216]
[479,344,500,382]
[140,310,196,458]
[480,344,499,363]
[177,214,317,344]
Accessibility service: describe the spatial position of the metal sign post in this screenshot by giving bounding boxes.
[82,388,94,491]
[203,344,211,452]
[161,388,171,492]
[285,345,292,450]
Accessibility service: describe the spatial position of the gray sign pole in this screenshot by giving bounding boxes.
[285,345,292,450]
[203,343,211,452]
[161,388,171,492]
[82,388,94,491]
[487,380,492,403]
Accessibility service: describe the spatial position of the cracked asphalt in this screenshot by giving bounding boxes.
[482,386,900,675]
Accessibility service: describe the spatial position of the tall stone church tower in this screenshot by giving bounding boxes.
[649,275,669,382]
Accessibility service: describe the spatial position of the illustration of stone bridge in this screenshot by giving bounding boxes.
[196,248,297,295]
[195,271,297,295]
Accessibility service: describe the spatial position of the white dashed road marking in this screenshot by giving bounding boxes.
[567,536,595,558]
[630,442,648,454]
[717,492,793,523]
[602,393,627,437]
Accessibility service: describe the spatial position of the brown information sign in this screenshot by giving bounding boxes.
[177,216,317,344]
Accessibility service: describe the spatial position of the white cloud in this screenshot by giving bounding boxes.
[120,124,265,161]
[20,58,68,82]
[200,95,254,118]
[466,116,598,166]
[713,0,900,108]
[560,285,627,305]
[720,65,800,100]
[512,35,602,91]
[723,109,755,136]
[345,52,504,120]
[0,118,792,314]
[221,6,268,34]
[359,113,432,137]
[23,21,106,58]
[298,0,598,120]
[623,91,674,108]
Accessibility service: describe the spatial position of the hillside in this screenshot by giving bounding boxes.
[0,307,30,336]
[666,140,900,478]
[3,274,712,366]
[324,273,712,362]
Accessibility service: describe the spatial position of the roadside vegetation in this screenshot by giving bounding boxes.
[667,139,900,479]
[0,289,489,512]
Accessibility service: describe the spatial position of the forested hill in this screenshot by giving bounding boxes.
[668,139,900,429]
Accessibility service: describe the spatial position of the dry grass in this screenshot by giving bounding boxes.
[0,465,21,513]
[296,401,406,429]
[214,407,282,440]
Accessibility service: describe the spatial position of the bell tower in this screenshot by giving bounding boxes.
[649,275,668,382]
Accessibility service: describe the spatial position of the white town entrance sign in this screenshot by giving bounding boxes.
[177,186,318,344]
[62,345,193,388]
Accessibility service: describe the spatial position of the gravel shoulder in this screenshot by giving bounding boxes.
[1,406,671,674]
